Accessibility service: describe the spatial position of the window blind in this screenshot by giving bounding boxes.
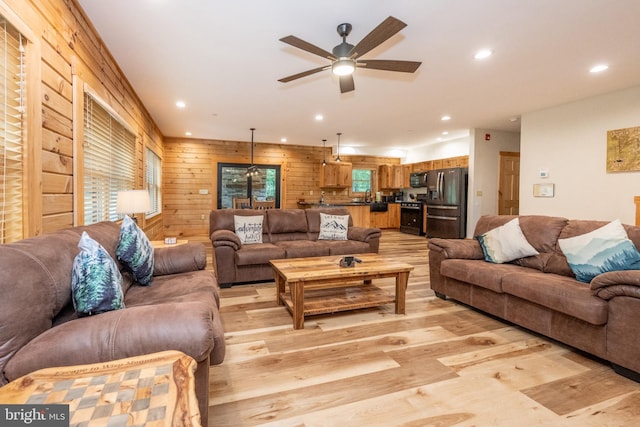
[145,147,161,217]
[0,19,25,244]
[83,93,135,224]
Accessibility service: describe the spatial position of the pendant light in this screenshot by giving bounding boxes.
[335,132,342,162]
[322,139,327,166]
[246,128,259,177]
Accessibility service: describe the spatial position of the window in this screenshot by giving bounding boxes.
[352,169,372,193]
[217,163,281,209]
[0,18,25,244]
[145,148,161,217]
[83,93,136,224]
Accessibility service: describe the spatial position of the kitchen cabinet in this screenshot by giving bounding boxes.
[442,155,468,168]
[370,211,389,229]
[345,205,370,228]
[368,204,400,229]
[402,165,412,188]
[321,162,352,188]
[388,203,400,228]
[378,164,403,189]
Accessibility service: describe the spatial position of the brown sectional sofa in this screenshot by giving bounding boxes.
[429,214,640,381]
[0,221,224,424]
[209,207,381,287]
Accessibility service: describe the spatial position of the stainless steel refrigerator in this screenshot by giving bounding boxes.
[425,167,468,238]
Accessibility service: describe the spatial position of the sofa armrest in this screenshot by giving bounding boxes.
[348,226,381,242]
[153,242,206,276]
[4,301,216,381]
[590,270,640,300]
[428,238,484,260]
[211,229,241,250]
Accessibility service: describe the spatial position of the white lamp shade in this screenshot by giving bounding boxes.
[116,190,151,215]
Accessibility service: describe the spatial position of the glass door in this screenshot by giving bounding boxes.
[217,163,281,209]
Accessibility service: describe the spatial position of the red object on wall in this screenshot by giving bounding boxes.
[485,133,491,141]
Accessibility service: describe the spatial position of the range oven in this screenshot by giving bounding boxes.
[400,201,424,235]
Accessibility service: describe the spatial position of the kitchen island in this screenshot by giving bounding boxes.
[297,202,400,229]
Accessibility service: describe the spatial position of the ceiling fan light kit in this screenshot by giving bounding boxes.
[332,58,355,76]
[279,16,421,93]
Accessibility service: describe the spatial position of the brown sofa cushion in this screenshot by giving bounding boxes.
[441,259,531,293]
[502,271,608,325]
[274,240,330,258]
[318,240,372,256]
[235,243,286,266]
[267,209,308,234]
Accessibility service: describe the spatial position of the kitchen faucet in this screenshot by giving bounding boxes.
[364,189,371,203]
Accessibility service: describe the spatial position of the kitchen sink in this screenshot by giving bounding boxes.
[369,202,388,212]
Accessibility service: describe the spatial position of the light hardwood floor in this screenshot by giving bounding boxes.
[203,230,640,426]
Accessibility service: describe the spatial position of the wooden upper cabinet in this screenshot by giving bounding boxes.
[412,160,433,172]
[321,161,352,188]
[442,155,469,168]
[378,164,403,189]
[402,165,412,188]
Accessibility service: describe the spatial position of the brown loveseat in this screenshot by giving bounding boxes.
[429,214,640,381]
[0,221,224,424]
[210,207,381,287]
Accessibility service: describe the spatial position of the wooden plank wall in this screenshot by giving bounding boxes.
[6,0,164,239]
[8,0,402,241]
[163,137,400,238]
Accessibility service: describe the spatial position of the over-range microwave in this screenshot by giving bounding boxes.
[409,172,428,188]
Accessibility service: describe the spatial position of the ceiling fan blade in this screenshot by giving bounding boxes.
[347,16,407,59]
[278,66,328,83]
[279,35,336,60]
[357,59,422,73]
[339,75,355,93]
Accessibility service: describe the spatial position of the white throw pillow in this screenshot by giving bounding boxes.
[234,215,263,244]
[318,213,349,240]
[558,219,640,283]
[476,218,539,264]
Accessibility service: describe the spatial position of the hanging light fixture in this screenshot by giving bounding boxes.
[246,128,259,177]
[335,132,342,162]
[322,139,327,166]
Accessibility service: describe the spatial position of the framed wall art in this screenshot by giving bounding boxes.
[607,126,640,172]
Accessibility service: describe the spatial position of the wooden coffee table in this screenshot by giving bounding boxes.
[270,254,414,329]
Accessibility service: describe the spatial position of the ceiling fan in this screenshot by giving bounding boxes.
[278,16,421,93]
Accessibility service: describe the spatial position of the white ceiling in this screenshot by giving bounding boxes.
[77,0,640,157]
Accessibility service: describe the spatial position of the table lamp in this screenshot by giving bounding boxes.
[116,190,151,223]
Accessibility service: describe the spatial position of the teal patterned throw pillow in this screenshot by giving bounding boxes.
[558,219,640,283]
[72,231,124,316]
[116,215,155,285]
[476,218,539,264]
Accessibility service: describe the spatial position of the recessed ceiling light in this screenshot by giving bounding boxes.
[176,101,186,108]
[185,131,192,136]
[590,64,609,73]
[441,115,451,121]
[442,131,449,135]
[474,49,493,60]
[281,137,287,143]
[315,114,324,121]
